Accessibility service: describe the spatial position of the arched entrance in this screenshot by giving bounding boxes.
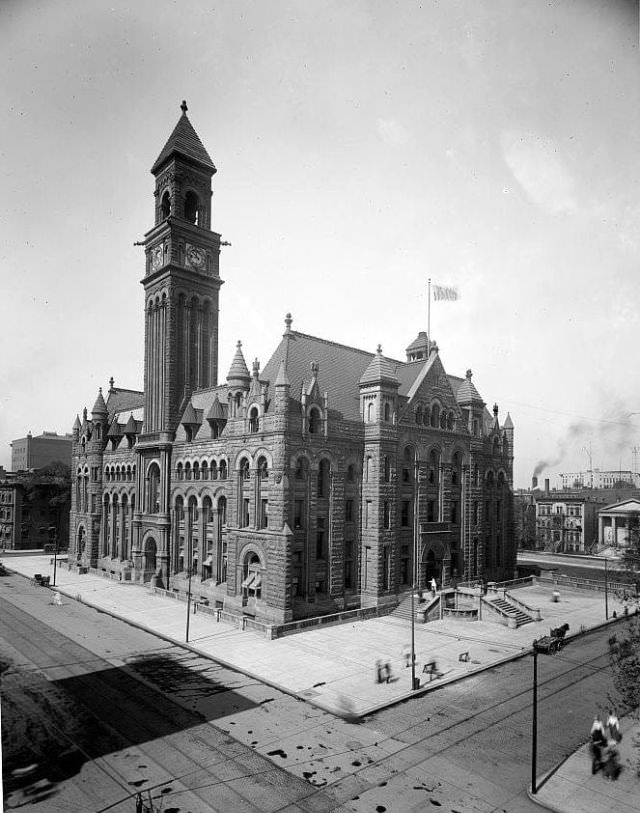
[77,525,86,564]
[421,541,446,588]
[143,536,157,583]
[241,551,263,616]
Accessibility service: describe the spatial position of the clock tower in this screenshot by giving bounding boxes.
[141,100,223,436]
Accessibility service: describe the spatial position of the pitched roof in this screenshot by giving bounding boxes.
[151,104,216,174]
[599,498,640,514]
[206,396,226,421]
[106,388,144,420]
[456,370,485,405]
[181,401,200,425]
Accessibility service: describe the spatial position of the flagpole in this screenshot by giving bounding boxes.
[427,278,431,358]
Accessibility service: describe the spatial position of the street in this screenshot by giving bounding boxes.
[1,572,617,812]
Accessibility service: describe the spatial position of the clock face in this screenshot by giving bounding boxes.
[151,246,164,270]
[187,245,205,268]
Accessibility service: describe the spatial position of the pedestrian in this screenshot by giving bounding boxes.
[606,709,621,743]
[402,644,413,668]
[430,577,437,596]
[384,661,393,684]
[589,714,606,774]
[602,738,621,780]
[53,592,62,607]
[375,660,385,684]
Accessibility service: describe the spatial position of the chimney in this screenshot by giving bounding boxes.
[532,476,538,490]
[545,478,550,493]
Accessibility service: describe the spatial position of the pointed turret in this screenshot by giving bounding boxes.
[72,414,81,441]
[91,388,108,419]
[226,341,250,387]
[151,100,216,175]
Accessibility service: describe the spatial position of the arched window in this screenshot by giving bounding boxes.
[257,456,268,479]
[249,406,260,433]
[447,412,454,431]
[218,496,227,524]
[347,464,356,482]
[184,190,199,224]
[295,457,308,480]
[318,459,330,497]
[161,191,171,219]
[384,456,390,483]
[365,455,372,482]
[201,461,209,480]
[423,405,430,426]
[451,451,461,485]
[440,410,447,430]
[428,449,440,485]
[185,462,192,481]
[240,457,250,480]
[188,495,198,523]
[219,460,227,480]
[367,402,374,422]
[203,496,213,524]
[308,406,321,434]
[402,446,413,483]
[175,496,184,522]
[210,459,217,480]
[193,461,200,481]
[384,402,391,422]
[431,404,440,428]
[147,463,160,514]
[415,406,423,425]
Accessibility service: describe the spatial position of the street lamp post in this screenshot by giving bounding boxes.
[604,557,609,620]
[411,458,420,691]
[531,642,539,794]
[185,525,193,643]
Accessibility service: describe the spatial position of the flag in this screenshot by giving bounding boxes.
[432,284,459,301]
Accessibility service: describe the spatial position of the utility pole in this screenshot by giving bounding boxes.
[185,519,193,643]
[604,557,609,621]
[531,643,539,794]
[411,458,420,691]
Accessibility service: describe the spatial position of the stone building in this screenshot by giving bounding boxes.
[68,103,516,624]
[11,431,72,472]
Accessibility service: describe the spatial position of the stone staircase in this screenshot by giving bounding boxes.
[487,596,535,627]
[390,591,417,622]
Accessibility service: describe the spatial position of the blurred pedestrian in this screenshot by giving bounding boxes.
[602,738,621,780]
[375,660,385,684]
[402,644,413,668]
[589,714,606,774]
[430,577,437,596]
[606,710,621,742]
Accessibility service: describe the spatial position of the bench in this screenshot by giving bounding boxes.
[422,661,441,681]
[458,652,470,662]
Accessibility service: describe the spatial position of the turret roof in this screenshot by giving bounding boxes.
[226,341,250,384]
[456,369,485,405]
[359,346,400,386]
[91,388,108,417]
[151,101,216,175]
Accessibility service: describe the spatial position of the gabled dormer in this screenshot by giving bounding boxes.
[404,347,461,432]
[301,361,328,437]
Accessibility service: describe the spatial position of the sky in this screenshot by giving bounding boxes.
[1,0,639,489]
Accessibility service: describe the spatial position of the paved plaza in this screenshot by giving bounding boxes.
[2,554,639,813]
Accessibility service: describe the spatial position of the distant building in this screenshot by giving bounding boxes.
[598,498,640,549]
[11,431,73,472]
[0,469,69,551]
[559,469,639,490]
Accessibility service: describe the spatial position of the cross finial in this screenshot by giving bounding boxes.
[180,100,188,114]
[284,313,292,332]
[377,344,383,354]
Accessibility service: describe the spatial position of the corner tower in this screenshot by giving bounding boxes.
[142,100,223,435]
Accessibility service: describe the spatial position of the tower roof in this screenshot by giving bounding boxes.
[91,388,108,417]
[226,341,250,385]
[504,412,513,429]
[359,345,399,386]
[151,101,216,175]
[456,369,484,405]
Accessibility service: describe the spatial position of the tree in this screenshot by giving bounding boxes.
[16,462,71,547]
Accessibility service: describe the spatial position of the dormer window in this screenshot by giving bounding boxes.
[249,406,260,433]
[308,406,321,434]
[184,191,199,224]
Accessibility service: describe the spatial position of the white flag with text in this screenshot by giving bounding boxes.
[432,284,459,301]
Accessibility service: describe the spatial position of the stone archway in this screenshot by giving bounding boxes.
[241,550,263,616]
[77,525,86,564]
[421,539,447,588]
[143,536,157,583]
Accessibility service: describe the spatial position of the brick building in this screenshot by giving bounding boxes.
[68,103,516,624]
[11,431,72,472]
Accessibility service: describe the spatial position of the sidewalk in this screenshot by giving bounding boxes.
[3,554,638,812]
